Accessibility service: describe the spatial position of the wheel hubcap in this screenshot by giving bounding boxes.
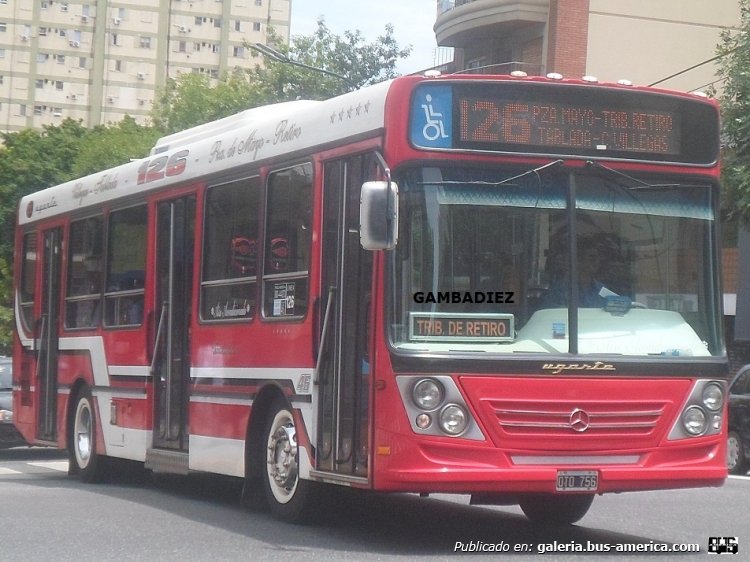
[728,435,740,470]
[267,411,298,504]
[75,400,92,468]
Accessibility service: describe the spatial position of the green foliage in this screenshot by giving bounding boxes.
[151,70,264,134]
[0,117,160,352]
[71,116,160,178]
[717,0,750,225]
[151,19,412,132]
[248,19,412,103]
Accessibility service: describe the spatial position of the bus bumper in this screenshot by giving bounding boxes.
[372,431,727,494]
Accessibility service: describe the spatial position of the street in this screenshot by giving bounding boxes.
[0,446,747,561]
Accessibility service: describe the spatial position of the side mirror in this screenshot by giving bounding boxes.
[360,180,398,250]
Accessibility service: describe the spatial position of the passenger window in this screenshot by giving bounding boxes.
[19,232,37,332]
[263,163,312,319]
[104,205,146,327]
[201,176,260,322]
[65,216,103,329]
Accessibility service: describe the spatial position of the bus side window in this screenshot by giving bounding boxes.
[262,163,312,319]
[65,216,104,329]
[200,176,260,322]
[104,205,147,328]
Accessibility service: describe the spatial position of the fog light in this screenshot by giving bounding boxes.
[702,383,724,412]
[412,378,444,411]
[712,414,722,431]
[682,406,707,436]
[439,404,468,436]
[416,413,432,429]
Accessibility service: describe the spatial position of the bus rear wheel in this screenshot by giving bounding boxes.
[70,386,106,483]
[519,494,594,525]
[261,399,319,522]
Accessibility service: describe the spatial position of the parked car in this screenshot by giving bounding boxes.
[728,365,750,475]
[0,356,27,448]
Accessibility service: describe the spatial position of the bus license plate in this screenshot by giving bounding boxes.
[556,470,598,492]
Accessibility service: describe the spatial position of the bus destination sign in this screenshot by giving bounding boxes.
[409,82,719,164]
[409,312,514,343]
[457,97,679,156]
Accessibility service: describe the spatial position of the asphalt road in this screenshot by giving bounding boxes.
[0,446,747,561]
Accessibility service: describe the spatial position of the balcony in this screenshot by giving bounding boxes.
[435,0,550,48]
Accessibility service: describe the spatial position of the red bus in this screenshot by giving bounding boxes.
[13,72,727,524]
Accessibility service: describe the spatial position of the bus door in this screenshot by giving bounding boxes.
[317,156,375,479]
[152,196,195,451]
[37,227,62,442]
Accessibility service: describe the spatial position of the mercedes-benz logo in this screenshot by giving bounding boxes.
[569,408,590,432]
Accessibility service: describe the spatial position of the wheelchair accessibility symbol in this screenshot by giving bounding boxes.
[410,86,452,148]
[421,94,449,141]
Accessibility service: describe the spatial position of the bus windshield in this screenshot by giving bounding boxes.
[390,164,722,357]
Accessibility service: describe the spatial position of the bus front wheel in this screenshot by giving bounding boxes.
[519,494,594,525]
[261,399,319,522]
[70,386,106,483]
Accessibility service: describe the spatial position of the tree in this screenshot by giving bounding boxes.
[0,117,161,352]
[151,70,264,134]
[71,116,160,177]
[716,0,750,224]
[151,19,412,132]
[249,19,412,103]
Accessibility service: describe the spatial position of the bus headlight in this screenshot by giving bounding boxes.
[439,404,468,435]
[682,406,707,436]
[396,375,485,440]
[701,383,724,412]
[668,380,725,440]
[412,378,444,411]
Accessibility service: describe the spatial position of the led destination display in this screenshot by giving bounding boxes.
[409,82,720,164]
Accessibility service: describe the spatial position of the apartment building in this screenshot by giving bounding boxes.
[435,0,740,93]
[0,0,291,131]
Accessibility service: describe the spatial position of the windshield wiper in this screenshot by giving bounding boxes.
[585,160,683,190]
[418,159,564,188]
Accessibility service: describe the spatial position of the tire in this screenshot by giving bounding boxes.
[519,494,594,525]
[261,399,319,523]
[727,431,747,475]
[70,386,106,483]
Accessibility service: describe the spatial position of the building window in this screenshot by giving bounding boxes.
[79,57,86,68]
[177,41,187,53]
[0,23,7,33]
[19,104,26,116]
[233,46,245,58]
[55,54,65,64]
[235,20,241,32]
[115,59,123,72]
[195,16,203,26]
[255,0,262,5]
[253,22,261,32]
[111,33,119,46]
[39,27,48,36]
[214,18,222,28]
[35,79,44,89]
[139,36,151,48]
[55,80,63,90]
[34,105,43,115]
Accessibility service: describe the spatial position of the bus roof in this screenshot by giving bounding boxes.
[18,79,394,226]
